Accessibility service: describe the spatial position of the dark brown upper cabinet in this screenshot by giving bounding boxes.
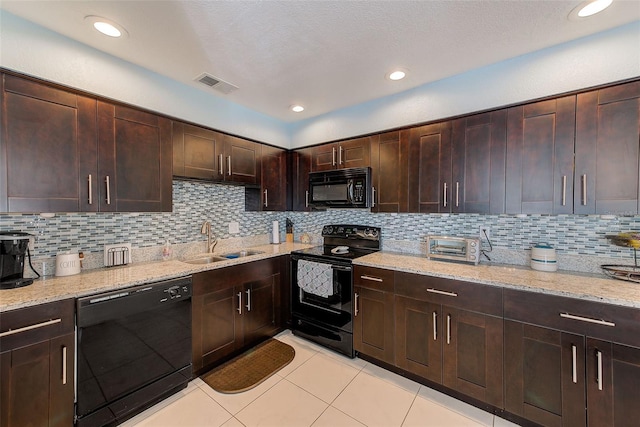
[259,145,287,211]
[505,96,576,214]
[97,102,172,212]
[311,137,370,171]
[0,73,97,213]
[291,147,313,211]
[1,73,172,213]
[452,110,507,214]
[223,135,261,185]
[575,80,640,215]
[408,121,453,213]
[172,121,224,181]
[370,131,410,213]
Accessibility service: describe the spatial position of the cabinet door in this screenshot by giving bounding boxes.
[452,110,507,214]
[575,81,640,215]
[586,339,640,427]
[172,121,224,181]
[292,148,312,211]
[353,286,395,364]
[97,102,172,212]
[0,73,97,213]
[408,121,453,213]
[370,131,409,213]
[261,146,287,211]
[504,320,586,427]
[0,333,74,427]
[224,135,261,185]
[394,295,442,383]
[506,96,576,214]
[338,137,370,169]
[311,143,338,171]
[192,285,243,373]
[243,275,278,344]
[442,307,503,407]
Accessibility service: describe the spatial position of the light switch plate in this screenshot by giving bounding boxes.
[229,221,240,234]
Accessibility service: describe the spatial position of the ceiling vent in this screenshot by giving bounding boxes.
[194,73,239,95]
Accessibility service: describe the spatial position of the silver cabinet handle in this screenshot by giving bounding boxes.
[305,190,309,208]
[0,318,61,337]
[264,189,268,208]
[582,174,587,206]
[88,174,93,205]
[455,182,459,208]
[237,292,242,314]
[446,314,451,345]
[246,289,251,311]
[443,183,448,208]
[354,292,359,316]
[332,147,336,166]
[62,345,67,385]
[227,156,232,176]
[560,312,615,327]
[105,175,111,205]
[562,175,567,206]
[372,186,376,208]
[572,344,578,384]
[596,350,603,391]
[360,275,383,282]
[219,154,224,175]
[339,146,343,165]
[433,311,438,341]
[427,288,458,297]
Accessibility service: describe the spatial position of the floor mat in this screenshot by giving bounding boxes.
[200,338,295,394]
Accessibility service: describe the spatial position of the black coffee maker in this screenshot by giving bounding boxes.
[0,231,34,289]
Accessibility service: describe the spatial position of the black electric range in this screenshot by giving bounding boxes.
[290,224,381,357]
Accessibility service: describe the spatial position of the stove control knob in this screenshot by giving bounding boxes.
[371,229,379,238]
[324,226,333,235]
[337,227,344,234]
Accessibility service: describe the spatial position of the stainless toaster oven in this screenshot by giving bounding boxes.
[426,235,481,265]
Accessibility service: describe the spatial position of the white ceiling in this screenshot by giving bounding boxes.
[2,1,639,122]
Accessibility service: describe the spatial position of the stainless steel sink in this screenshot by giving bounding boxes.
[221,250,264,259]
[181,255,227,265]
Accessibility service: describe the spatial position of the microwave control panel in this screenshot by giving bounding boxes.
[352,179,365,203]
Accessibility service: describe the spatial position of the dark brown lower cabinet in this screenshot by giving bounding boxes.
[192,257,284,374]
[0,300,75,427]
[353,266,395,364]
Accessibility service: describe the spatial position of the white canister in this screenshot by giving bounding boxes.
[530,243,557,272]
[55,252,81,277]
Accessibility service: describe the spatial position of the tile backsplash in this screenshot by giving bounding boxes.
[2,180,640,274]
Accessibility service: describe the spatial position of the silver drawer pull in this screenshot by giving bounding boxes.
[561,175,567,206]
[596,350,603,391]
[88,174,93,205]
[582,174,587,206]
[571,344,578,384]
[219,154,224,175]
[427,288,458,297]
[354,292,359,317]
[446,314,451,345]
[0,318,62,337]
[360,275,383,282]
[105,175,111,205]
[560,312,615,327]
[62,346,67,385]
[432,311,437,341]
[237,292,242,314]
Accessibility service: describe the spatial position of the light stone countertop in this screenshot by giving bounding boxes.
[0,242,312,313]
[354,252,640,309]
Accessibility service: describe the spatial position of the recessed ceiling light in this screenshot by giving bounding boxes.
[569,0,613,20]
[85,16,128,38]
[291,105,305,113]
[387,69,408,81]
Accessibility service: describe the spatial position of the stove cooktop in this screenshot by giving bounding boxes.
[292,224,381,263]
[292,245,377,262]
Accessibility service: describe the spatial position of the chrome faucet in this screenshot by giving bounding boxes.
[200,221,218,253]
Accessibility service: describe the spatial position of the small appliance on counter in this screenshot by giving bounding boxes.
[427,235,481,265]
[530,243,558,272]
[0,231,35,289]
[601,232,640,283]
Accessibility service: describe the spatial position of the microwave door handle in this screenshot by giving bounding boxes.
[347,180,354,203]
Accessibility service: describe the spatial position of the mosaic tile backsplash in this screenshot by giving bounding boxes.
[2,180,640,274]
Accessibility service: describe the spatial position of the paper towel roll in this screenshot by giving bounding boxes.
[272,221,280,244]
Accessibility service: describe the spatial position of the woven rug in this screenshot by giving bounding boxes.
[200,338,295,394]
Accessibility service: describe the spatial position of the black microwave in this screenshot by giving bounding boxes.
[308,167,371,209]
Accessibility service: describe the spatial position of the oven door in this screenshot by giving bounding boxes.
[291,254,353,332]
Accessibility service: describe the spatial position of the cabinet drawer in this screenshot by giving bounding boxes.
[504,289,640,347]
[354,266,394,292]
[0,299,75,351]
[395,272,502,316]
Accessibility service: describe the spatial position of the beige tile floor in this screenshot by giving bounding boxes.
[121,331,520,427]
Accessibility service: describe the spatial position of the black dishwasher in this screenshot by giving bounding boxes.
[76,276,192,427]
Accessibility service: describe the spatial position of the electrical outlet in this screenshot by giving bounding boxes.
[479,226,490,241]
[229,221,240,234]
